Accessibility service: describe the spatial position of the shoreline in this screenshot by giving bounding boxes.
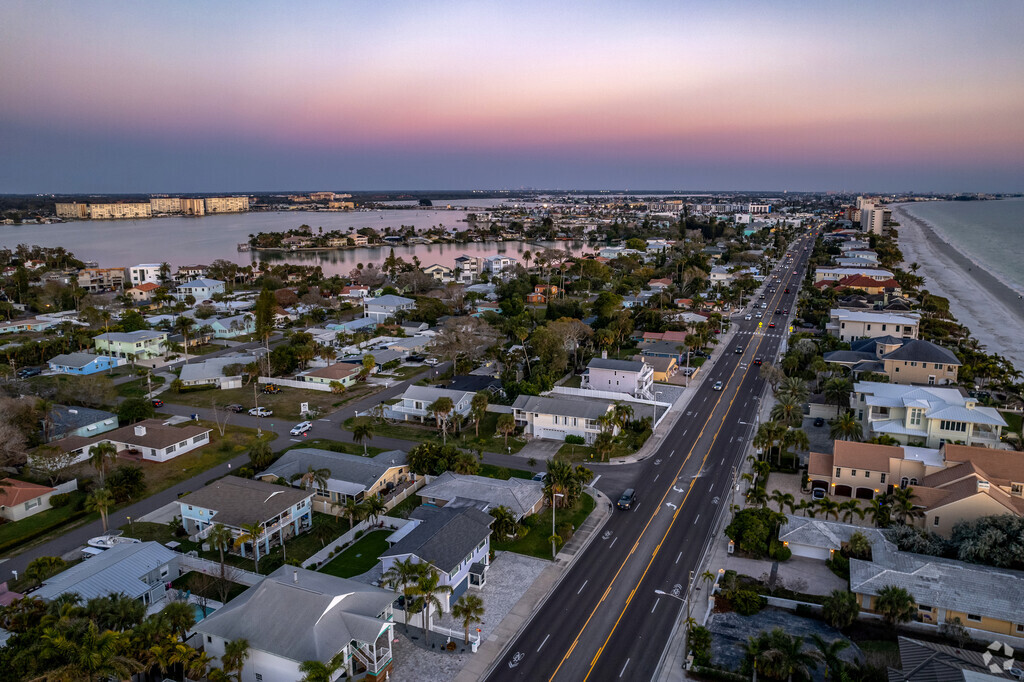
[892,203,1024,371]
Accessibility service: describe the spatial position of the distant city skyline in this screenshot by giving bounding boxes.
[2,0,1022,193]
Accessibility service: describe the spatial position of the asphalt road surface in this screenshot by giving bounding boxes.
[487,230,818,682]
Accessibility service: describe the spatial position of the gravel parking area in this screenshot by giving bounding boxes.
[389,551,547,682]
[708,607,861,680]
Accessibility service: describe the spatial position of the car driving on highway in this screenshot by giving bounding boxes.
[617,489,637,510]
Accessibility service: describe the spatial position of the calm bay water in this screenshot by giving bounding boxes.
[901,198,1024,293]
[0,210,587,276]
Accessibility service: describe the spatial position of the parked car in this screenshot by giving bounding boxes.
[813,417,825,427]
[532,472,548,483]
[261,384,281,394]
[249,407,273,417]
[616,489,637,510]
[811,488,826,500]
[425,358,439,366]
[151,399,164,408]
[290,421,312,436]
[713,381,723,391]
[17,366,41,378]
[744,314,752,320]
[225,403,245,413]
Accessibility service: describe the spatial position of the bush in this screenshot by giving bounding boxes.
[827,554,850,580]
[355,530,363,539]
[725,508,777,557]
[564,435,586,445]
[689,625,712,666]
[48,493,73,508]
[795,603,815,618]
[768,540,792,561]
[729,588,766,616]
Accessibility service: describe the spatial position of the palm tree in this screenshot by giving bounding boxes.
[471,391,489,437]
[753,420,786,462]
[822,589,859,630]
[816,496,841,521]
[414,567,454,646]
[760,629,819,682]
[207,523,235,601]
[824,377,852,416]
[452,593,485,644]
[592,430,615,461]
[612,402,634,430]
[298,652,347,682]
[808,633,850,680]
[770,490,795,514]
[428,396,455,443]
[352,422,373,455]
[159,600,197,641]
[777,376,809,404]
[496,413,516,446]
[342,498,367,530]
[489,505,519,539]
[829,411,862,442]
[174,314,196,365]
[382,557,427,631]
[185,649,217,681]
[875,585,917,626]
[234,522,265,572]
[770,396,803,429]
[86,487,115,532]
[888,486,922,525]
[38,621,143,682]
[290,465,330,493]
[221,637,251,680]
[364,495,387,525]
[838,500,864,523]
[88,441,118,484]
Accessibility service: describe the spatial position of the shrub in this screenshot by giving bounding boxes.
[48,493,73,508]
[564,435,586,445]
[795,603,815,618]
[689,625,712,666]
[729,588,766,616]
[827,554,850,580]
[355,530,363,539]
[768,540,792,561]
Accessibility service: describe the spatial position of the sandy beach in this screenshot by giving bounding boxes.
[893,204,1024,372]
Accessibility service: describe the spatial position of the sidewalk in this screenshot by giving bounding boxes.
[454,487,614,682]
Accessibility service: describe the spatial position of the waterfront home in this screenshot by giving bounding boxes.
[48,404,118,442]
[512,394,617,443]
[851,381,1006,449]
[387,385,474,423]
[824,337,960,385]
[77,267,126,292]
[808,441,1024,536]
[826,308,920,342]
[298,362,360,388]
[195,566,397,682]
[56,419,212,464]
[179,357,244,390]
[126,282,160,303]
[582,357,654,399]
[127,263,163,287]
[379,506,492,612]
[454,255,481,283]
[172,278,225,302]
[175,264,208,281]
[423,263,454,283]
[93,330,168,360]
[363,294,415,322]
[482,255,517,277]
[339,284,370,299]
[814,274,901,296]
[33,542,180,606]
[0,479,57,522]
[813,266,895,283]
[177,477,314,557]
[46,352,120,375]
[419,472,545,521]
[257,448,411,510]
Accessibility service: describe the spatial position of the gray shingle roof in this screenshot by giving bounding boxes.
[512,394,612,420]
[418,472,544,520]
[889,637,1018,681]
[47,352,107,369]
[94,330,167,343]
[194,566,395,662]
[259,448,407,492]
[588,358,645,372]
[51,405,116,435]
[882,339,961,365]
[34,542,178,602]
[178,477,313,528]
[381,506,492,573]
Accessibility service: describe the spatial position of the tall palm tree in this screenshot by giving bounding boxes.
[754,420,786,462]
[769,490,795,514]
[808,633,850,680]
[815,496,841,521]
[760,629,819,682]
[781,428,810,466]
[470,391,489,437]
[888,486,922,525]
[382,557,427,631]
[88,441,118,484]
[352,422,373,455]
[875,585,917,626]
[364,495,387,525]
[160,600,197,641]
[174,315,196,365]
[496,413,516,446]
[234,522,265,573]
[777,376,809,404]
[221,637,250,680]
[824,377,852,416]
[38,621,143,682]
[829,411,862,442]
[414,567,454,646]
[838,500,864,523]
[770,396,803,429]
[822,589,859,630]
[298,652,347,682]
[342,498,366,530]
[452,593,485,644]
[290,465,330,493]
[86,487,115,532]
[428,396,455,443]
[489,505,519,539]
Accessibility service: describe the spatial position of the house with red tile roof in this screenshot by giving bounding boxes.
[0,479,57,522]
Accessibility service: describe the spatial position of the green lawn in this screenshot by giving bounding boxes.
[562,374,583,388]
[386,495,422,519]
[164,382,381,421]
[1001,411,1022,435]
[318,530,391,578]
[384,365,428,380]
[493,493,595,560]
[0,492,92,554]
[283,438,384,457]
[478,463,532,480]
[116,374,166,398]
[172,570,249,603]
[556,441,632,463]
[344,412,526,454]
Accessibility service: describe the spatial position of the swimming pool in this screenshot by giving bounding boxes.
[193,604,216,622]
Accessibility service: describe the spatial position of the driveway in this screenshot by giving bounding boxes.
[515,440,562,461]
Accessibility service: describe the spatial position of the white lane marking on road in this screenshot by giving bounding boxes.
[670,449,676,456]
[317,419,331,422]
[673,486,685,493]
[609,537,618,549]
[590,475,601,487]
[694,513,701,523]
[578,580,588,594]
[290,438,302,442]
[619,659,631,678]
[709,483,714,491]
[632,503,641,513]
[666,502,677,509]
[676,552,683,564]
[654,473,659,482]
[651,598,660,614]
[537,634,550,652]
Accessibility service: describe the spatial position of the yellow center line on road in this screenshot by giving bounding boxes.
[576,256,808,682]
[546,253,806,682]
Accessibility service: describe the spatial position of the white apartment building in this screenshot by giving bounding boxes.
[127,263,164,286]
[814,266,895,283]
[852,381,1006,449]
[55,202,89,220]
[861,205,891,235]
[204,196,250,213]
[747,204,771,214]
[87,203,153,220]
[827,309,920,342]
[150,197,206,215]
[582,358,654,399]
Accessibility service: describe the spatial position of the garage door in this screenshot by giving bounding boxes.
[789,543,831,561]
[536,427,566,440]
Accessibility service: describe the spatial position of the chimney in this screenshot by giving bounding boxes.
[134,425,146,437]
[293,569,299,583]
[602,350,608,359]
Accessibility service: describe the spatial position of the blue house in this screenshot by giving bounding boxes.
[47,352,120,375]
[208,313,255,339]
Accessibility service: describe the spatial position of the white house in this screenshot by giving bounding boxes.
[363,294,415,322]
[582,358,654,399]
[387,385,474,423]
[814,266,895,283]
[127,263,163,287]
[512,394,617,443]
[482,255,518,278]
[0,479,57,522]
[422,263,454,283]
[57,419,212,464]
[173,278,225,302]
[827,309,920,342]
[178,357,244,390]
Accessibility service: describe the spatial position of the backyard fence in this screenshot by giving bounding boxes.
[301,516,412,569]
[179,554,263,586]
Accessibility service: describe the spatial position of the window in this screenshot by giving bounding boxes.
[207,636,212,643]
[851,470,858,476]
[1012,483,1023,496]
[864,471,870,478]
[967,613,982,622]
[1017,623,1024,634]
[882,324,887,331]
[835,467,841,477]
[880,473,886,484]
[940,420,967,433]
[910,478,918,485]
[919,605,933,612]
[900,477,909,487]
[24,498,40,510]
[933,516,940,526]
[910,361,917,367]
[909,409,922,426]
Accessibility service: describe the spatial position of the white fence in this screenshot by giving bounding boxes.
[52,479,79,495]
[178,554,263,586]
[257,376,333,392]
[302,516,412,570]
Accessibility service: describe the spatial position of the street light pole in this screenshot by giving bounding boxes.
[551,492,564,559]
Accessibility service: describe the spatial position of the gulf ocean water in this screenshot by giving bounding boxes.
[900,198,1024,294]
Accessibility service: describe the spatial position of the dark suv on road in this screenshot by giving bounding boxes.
[617,489,637,510]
